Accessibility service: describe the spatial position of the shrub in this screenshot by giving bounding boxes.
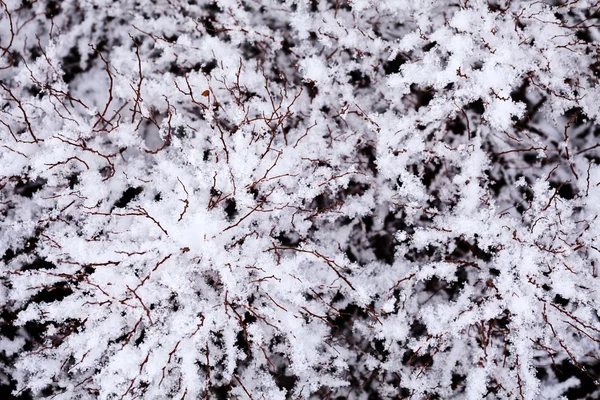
[1,0,600,398]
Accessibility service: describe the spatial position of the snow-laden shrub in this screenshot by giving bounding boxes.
[1,0,600,398]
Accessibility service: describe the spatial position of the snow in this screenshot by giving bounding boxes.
[1,0,600,399]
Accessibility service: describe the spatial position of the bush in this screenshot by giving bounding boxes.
[1,0,600,398]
